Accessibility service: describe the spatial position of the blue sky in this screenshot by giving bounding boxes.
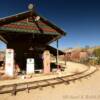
[0,0,100,50]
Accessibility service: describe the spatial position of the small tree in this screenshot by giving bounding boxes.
[93,48,100,64]
[94,48,100,57]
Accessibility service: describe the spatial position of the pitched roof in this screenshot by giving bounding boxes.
[0,11,66,36]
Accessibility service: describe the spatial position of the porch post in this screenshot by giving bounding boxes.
[56,39,59,65]
[64,54,67,66]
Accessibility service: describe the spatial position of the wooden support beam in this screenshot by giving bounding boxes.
[56,39,59,65]
[0,35,8,44]
[12,84,17,96]
[26,84,30,93]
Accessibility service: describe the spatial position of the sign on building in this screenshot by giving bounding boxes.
[5,49,14,77]
[26,58,35,74]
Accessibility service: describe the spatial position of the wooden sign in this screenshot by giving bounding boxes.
[43,50,50,74]
[5,49,14,77]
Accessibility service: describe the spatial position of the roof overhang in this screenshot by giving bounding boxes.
[0,10,66,45]
[46,45,65,56]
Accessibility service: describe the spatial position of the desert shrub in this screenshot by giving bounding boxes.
[93,48,100,64]
[94,48,100,57]
[88,59,98,65]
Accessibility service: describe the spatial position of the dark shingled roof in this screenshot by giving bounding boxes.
[0,10,66,45]
[0,11,66,36]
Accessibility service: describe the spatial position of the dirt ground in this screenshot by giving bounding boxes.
[0,62,100,100]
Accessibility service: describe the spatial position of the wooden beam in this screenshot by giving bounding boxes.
[0,35,8,44]
[56,39,59,65]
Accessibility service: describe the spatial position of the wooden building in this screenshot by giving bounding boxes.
[0,4,66,70]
